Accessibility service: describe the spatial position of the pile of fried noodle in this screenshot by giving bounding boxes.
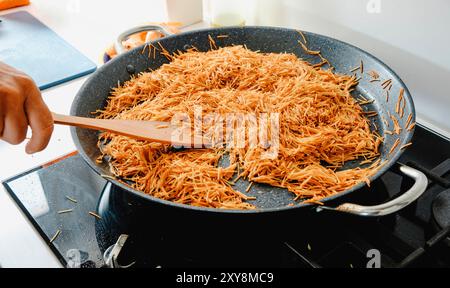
[97,45,383,210]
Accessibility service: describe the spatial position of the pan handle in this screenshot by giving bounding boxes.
[115,25,174,55]
[317,165,428,217]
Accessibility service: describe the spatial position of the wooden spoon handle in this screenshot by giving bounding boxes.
[52,113,118,132]
[52,112,207,147]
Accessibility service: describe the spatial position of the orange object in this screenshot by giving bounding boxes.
[105,22,182,60]
[0,0,30,11]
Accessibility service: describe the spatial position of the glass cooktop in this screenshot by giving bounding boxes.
[2,125,450,268]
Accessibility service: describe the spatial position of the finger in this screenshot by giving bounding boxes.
[1,108,28,145]
[0,83,8,137]
[0,102,4,137]
[0,118,3,138]
[24,89,54,154]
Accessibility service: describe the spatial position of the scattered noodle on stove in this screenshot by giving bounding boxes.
[97,46,383,210]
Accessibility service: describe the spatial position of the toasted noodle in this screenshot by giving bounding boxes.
[405,114,413,130]
[390,139,401,154]
[390,113,402,135]
[97,46,383,209]
[382,79,393,91]
[298,30,308,45]
[400,142,413,150]
[368,70,380,80]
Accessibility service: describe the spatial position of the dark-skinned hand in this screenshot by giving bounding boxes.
[0,61,53,154]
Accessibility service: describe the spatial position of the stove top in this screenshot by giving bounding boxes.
[2,125,450,268]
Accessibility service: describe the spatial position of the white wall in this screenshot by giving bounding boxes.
[253,0,450,137]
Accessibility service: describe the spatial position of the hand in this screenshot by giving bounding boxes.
[0,62,54,154]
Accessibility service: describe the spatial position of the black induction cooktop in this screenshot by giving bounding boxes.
[2,125,450,268]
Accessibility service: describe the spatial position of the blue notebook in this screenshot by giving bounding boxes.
[0,11,97,90]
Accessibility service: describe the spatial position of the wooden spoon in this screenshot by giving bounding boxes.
[52,112,209,148]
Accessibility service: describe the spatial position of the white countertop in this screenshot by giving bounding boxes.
[0,0,174,268]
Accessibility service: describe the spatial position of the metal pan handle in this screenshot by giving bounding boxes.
[115,25,174,55]
[317,165,428,217]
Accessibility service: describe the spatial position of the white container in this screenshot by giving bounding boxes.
[203,0,256,27]
[165,0,204,26]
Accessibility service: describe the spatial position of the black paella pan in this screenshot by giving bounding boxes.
[71,25,427,217]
